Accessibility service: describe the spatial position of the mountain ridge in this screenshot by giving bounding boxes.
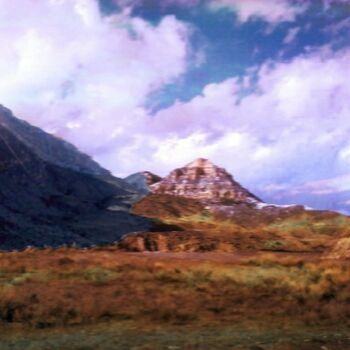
[0,105,110,177]
[0,106,151,250]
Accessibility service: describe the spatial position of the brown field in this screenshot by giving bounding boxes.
[1,247,350,348]
[1,247,350,327]
[2,194,350,348]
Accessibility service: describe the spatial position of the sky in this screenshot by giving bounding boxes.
[1,0,350,213]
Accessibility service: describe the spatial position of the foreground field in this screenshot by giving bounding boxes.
[1,248,350,327]
[2,321,350,349]
[1,247,350,349]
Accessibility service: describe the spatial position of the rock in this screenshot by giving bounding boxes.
[124,171,162,194]
[150,158,261,205]
[119,160,343,253]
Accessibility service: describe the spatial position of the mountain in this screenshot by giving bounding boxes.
[124,171,162,194]
[0,105,109,177]
[0,106,151,250]
[150,158,262,205]
[119,159,347,253]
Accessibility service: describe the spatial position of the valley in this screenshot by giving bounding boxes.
[0,108,350,349]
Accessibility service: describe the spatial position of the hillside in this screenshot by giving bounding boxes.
[0,107,151,250]
[119,159,350,253]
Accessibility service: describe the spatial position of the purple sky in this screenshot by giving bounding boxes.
[1,0,350,213]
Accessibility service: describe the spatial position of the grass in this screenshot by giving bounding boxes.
[1,321,350,350]
[1,248,350,348]
[2,194,350,347]
[1,248,350,329]
[129,194,350,253]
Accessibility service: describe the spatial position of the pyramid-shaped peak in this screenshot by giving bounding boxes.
[186,158,217,168]
[151,158,262,205]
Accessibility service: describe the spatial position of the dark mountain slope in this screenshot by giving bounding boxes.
[124,171,162,194]
[0,117,151,250]
[0,105,109,177]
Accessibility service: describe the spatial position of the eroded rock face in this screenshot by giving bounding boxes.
[150,158,261,205]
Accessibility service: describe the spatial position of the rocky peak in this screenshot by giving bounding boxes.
[187,158,215,168]
[150,158,262,205]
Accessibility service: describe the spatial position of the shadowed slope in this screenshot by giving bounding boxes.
[0,105,110,177]
[0,110,151,250]
[124,171,162,194]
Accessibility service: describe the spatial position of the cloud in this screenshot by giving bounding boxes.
[0,0,348,213]
[0,0,191,160]
[294,175,350,196]
[161,0,200,6]
[110,0,199,9]
[143,45,350,202]
[322,0,350,10]
[209,0,308,23]
[283,27,300,44]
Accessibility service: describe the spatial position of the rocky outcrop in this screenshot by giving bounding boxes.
[124,171,162,194]
[118,231,237,253]
[150,158,261,205]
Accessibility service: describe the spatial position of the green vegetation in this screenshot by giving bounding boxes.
[1,321,350,350]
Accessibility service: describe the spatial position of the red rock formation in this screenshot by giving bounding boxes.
[150,158,261,205]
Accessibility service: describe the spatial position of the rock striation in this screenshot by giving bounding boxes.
[150,158,261,205]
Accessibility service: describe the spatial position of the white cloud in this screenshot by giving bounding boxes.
[290,174,350,196]
[0,0,190,157]
[0,0,348,213]
[111,0,199,9]
[209,0,308,23]
[143,46,350,194]
[283,27,300,44]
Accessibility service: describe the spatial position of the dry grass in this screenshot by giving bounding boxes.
[0,247,350,329]
[127,194,350,253]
